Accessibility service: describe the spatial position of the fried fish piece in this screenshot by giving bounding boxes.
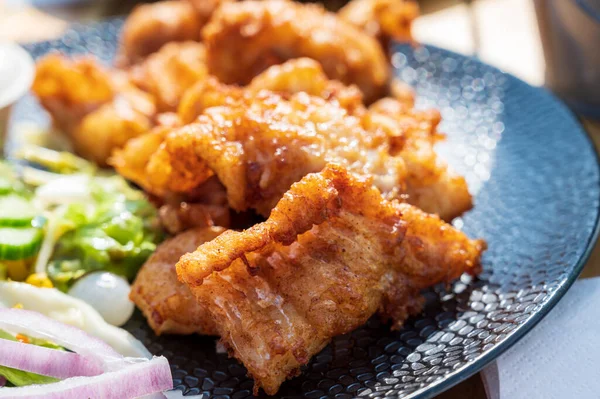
[71,97,154,165]
[109,121,176,187]
[129,41,208,112]
[176,165,485,394]
[158,176,232,234]
[115,1,202,67]
[202,0,389,102]
[246,58,364,114]
[130,226,225,336]
[364,98,473,219]
[184,0,236,25]
[177,58,364,124]
[339,0,419,50]
[132,86,469,219]
[144,90,408,215]
[32,54,116,133]
[33,54,156,165]
[34,41,209,165]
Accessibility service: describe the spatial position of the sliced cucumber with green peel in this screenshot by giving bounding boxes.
[0,227,43,260]
[0,177,13,195]
[0,195,37,227]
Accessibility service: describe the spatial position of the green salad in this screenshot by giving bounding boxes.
[0,145,163,291]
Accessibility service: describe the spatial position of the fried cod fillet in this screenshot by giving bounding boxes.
[202,0,389,103]
[32,54,156,165]
[176,58,364,124]
[130,226,225,336]
[122,85,470,220]
[176,165,485,394]
[129,41,208,112]
[33,42,208,165]
[115,1,203,67]
[339,0,419,50]
[157,176,232,234]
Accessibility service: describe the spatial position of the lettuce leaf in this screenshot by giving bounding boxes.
[45,176,162,291]
[0,366,59,387]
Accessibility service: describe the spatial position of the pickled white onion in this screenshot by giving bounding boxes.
[0,339,103,379]
[0,356,172,399]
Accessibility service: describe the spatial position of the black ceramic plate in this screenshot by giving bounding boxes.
[9,19,600,399]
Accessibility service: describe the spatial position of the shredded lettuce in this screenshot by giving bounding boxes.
[0,146,164,290]
[44,176,162,292]
[16,145,94,175]
[0,366,59,387]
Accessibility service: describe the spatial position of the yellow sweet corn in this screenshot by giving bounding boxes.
[25,273,54,288]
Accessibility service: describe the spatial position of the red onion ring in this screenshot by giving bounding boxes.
[0,338,103,379]
[0,309,173,398]
[0,356,173,399]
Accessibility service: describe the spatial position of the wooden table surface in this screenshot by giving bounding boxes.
[1,1,599,398]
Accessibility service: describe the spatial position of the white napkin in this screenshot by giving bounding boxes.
[481,277,600,399]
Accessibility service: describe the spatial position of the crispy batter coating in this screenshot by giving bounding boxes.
[126,86,469,219]
[339,0,418,50]
[202,0,389,102]
[130,227,225,335]
[115,1,202,67]
[159,202,231,235]
[184,0,236,25]
[158,177,232,234]
[32,54,156,165]
[365,98,473,219]
[34,42,209,165]
[110,124,171,187]
[144,90,408,215]
[177,58,364,124]
[129,41,208,112]
[72,97,153,165]
[247,58,364,113]
[176,165,485,394]
[32,54,116,133]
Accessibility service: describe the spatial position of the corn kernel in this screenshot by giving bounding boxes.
[25,273,54,288]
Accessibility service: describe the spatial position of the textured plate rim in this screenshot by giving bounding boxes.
[402,44,600,399]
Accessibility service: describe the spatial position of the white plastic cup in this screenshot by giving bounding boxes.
[0,43,35,150]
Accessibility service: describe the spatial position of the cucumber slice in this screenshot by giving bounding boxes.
[0,195,37,227]
[0,227,43,261]
[0,177,13,195]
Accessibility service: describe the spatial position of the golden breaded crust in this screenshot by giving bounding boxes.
[129,42,208,112]
[32,54,156,165]
[144,90,408,215]
[202,0,389,102]
[175,165,484,394]
[130,227,225,336]
[124,85,469,219]
[339,0,419,50]
[115,1,202,67]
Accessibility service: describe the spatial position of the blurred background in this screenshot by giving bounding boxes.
[0,0,545,85]
[4,0,600,120]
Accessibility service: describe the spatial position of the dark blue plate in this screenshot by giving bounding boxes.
[9,18,600,399]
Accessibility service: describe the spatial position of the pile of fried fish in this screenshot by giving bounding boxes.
[32,0,487,394]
